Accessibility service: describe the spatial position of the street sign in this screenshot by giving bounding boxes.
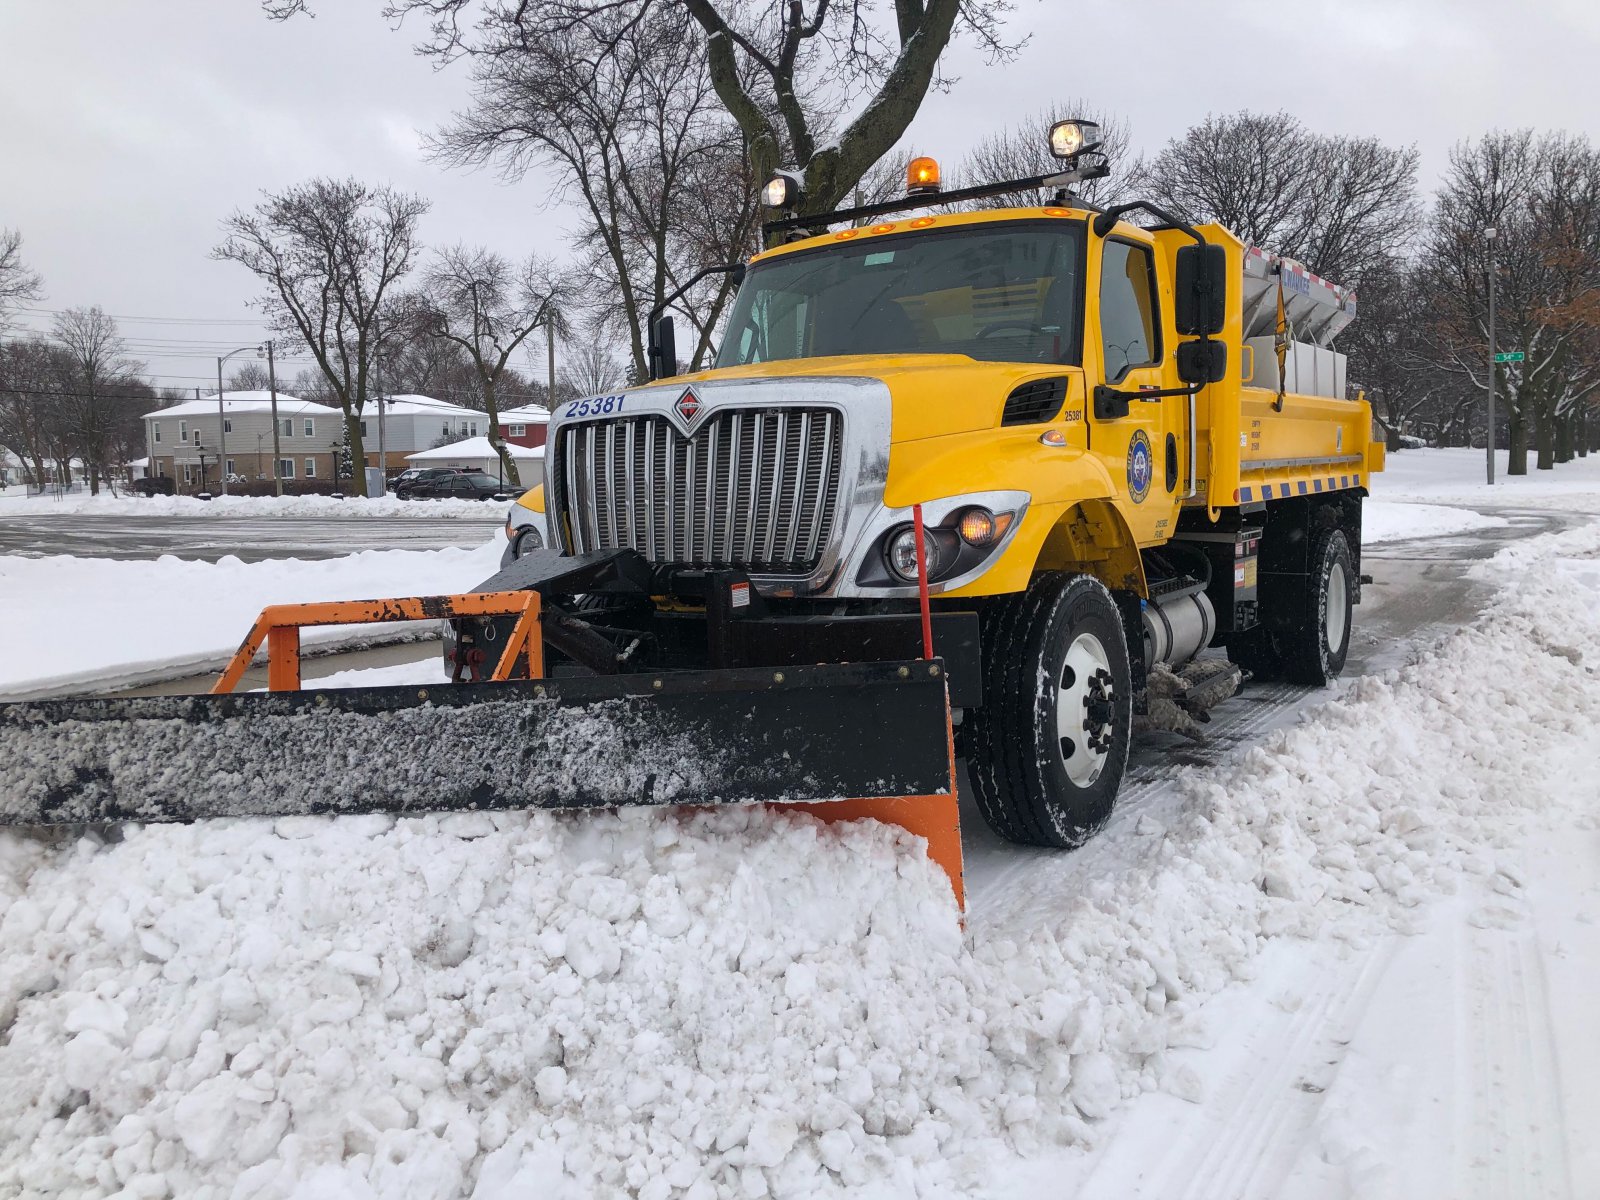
[1494,351,1525,363]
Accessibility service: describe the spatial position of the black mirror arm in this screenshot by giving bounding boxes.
[1094,382,1203,404]
[646,262,748,335]
[1091,201,1206,246]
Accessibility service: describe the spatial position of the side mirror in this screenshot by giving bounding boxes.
[648,314,678,380]
[1174,243,1227,336]
[729,262,747,289]
[1177,339,1228,384]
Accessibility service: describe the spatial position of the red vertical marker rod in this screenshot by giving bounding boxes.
[912,503,935,660]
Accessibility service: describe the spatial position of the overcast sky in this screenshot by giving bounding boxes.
[3,0,1597,392]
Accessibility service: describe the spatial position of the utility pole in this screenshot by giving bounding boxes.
[547,326,556,403]
[264,340,283,497]
[215,357,229,495]
[1486,225,1497,486]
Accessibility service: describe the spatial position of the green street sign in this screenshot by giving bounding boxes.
[1494,351,1525,363]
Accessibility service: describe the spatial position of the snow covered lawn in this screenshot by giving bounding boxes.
[0,539,503,699]
[1,516,1597,1195]
[1373,446,1600,511]
[0,491,515,520]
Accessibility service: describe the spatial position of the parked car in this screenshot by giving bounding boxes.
[130,476,177,497]
[390,466,473,498]
[401,471,522,501]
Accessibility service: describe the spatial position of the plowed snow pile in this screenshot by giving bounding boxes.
[2,522,1598,1199]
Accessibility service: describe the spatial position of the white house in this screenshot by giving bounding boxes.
[143,393,344,489]
[404,436,544,489]
[362,395,498,464]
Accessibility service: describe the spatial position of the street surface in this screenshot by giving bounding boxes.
[0,512,500,561]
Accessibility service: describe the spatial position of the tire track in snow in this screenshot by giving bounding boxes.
[1158,944,1394,1200]
[1462,921,1574,1200]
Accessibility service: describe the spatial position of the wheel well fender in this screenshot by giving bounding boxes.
[1032,500,1148,597]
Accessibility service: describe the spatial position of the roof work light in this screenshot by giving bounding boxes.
[906,156,942,196]
[761,170,804,209]
[1049,120,1103,160]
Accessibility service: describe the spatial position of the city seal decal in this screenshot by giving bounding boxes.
[1126,429,1153,504]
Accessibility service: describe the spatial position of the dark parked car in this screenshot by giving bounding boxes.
[401,471,521,501]
[130,476,177,496]
[391,466,473,498]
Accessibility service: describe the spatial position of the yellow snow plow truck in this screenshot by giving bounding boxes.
[0,121,1381,907]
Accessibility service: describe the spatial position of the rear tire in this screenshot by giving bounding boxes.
[967,573,1133,848]
[1280,528,1354,685]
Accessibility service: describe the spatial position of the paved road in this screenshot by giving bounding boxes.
[0,513,500,561]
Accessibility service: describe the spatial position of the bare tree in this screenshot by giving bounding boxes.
[268,1,1021,221]
[1424,131,1600,473]
[406,245,569,485]
[429,4,757,379]
[0,337,74,485]
[1141,111,1420,283]
[560,322,626,397]
[1340,256,1448,445]
[213,178,430,496]
[226,361,272,392]
[52,307,141,494]
[965,104,1138,208]
[0,229,44,333]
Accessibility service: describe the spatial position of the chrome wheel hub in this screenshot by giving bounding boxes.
[1057,632,1115,787]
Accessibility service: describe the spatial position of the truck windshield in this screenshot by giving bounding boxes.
[716,221,1084,368]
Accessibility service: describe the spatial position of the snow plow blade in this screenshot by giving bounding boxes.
[0,586,966,906]
[0,661,954,826]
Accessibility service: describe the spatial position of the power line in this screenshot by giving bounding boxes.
[14,305,272,327]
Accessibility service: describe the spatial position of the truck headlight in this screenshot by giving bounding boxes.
[885,526,945,583]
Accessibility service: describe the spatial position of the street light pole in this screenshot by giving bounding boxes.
[216,344,262,495]
[1486,225,1497,486]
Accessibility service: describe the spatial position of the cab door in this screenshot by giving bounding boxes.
[1089,235,1183,545]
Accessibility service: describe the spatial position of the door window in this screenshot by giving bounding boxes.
[1099,240,1161,383]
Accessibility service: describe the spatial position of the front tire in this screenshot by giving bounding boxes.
[967,573,1134,848]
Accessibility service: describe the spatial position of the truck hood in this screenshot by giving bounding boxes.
[670,355,1079,443]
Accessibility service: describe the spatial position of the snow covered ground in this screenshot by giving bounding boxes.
[0,490,515,520]
[0,538,503,699]
[1373,446,1600,513]
[1,501,1597,1196]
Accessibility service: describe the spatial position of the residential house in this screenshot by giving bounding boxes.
[404,436,544,489]
[143,392,343,490]
[497,403,552,451]
[359,395,499,470]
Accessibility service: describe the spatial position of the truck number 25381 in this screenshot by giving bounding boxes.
[563,394,627,418]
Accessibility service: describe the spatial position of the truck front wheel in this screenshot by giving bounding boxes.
[967,573,1133,848]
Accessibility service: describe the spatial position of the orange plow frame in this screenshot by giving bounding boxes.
[204,590,964,909]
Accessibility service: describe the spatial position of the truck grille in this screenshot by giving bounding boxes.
[553,408,843,573]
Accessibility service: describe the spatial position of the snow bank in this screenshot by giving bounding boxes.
[1362,498,1506,544]
[1,522,1597,1198]
[0,492,514,519]
[0,538,504,698]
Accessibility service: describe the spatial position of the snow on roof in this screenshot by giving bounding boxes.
[499,403,552,424]
[126,457,150,468]
[374,394,486,418]
[405,436,545,462]
[142,392,339,420]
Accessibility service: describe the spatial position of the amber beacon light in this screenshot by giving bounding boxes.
[906,156,942,195]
